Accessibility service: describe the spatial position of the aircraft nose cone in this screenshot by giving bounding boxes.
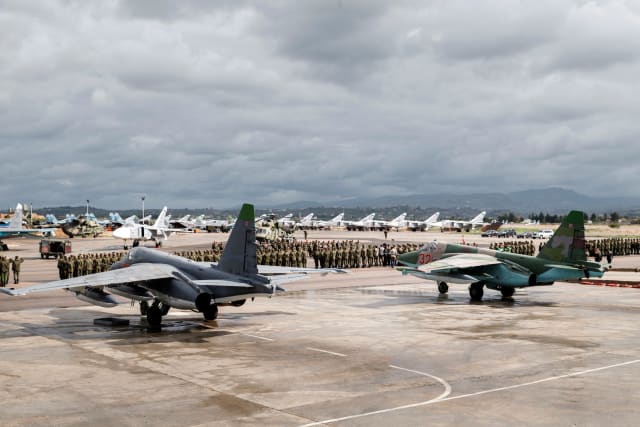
[113,228,127,239]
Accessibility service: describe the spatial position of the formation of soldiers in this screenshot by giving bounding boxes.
[173,242,225,263]
[586,238,640,257]
[0,256,23,286]
[173,240,423,270]
[310,241,421,269]
[57,252,126,279]
[488,240,537,256]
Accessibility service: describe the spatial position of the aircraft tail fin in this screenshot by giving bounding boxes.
[393,213,407,223]
[426,212,440,224]
[537,210,587,262]
[218,203,258,276]
[332,213,344,223]
[8,204,23,229]
[152,207,168,228]
[362,213,375,222]
[471,211,486,224]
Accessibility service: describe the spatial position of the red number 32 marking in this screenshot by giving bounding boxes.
[418,252,432,264]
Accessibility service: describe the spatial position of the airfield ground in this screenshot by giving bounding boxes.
[0,230,639,426]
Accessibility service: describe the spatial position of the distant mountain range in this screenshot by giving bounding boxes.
[270,188,640,216]
[19,188,640,220]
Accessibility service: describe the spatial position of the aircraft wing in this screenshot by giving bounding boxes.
[256,265,348,275]
[202,261,347,275]
[0,263,177,296]
[418,254,503,272]
[397,253,503,284]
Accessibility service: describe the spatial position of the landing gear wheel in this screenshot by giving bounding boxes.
[202,304,218,321]
[469,282,484,301]
[159,303,170,315]
[146,304,162,327]
[139,300,149,315]
[438,282,449,294]
[500,287,515,298]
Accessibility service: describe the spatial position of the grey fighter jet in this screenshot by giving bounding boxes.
[0,203,333,327]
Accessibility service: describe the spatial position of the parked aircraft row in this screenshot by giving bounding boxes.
[0,204,56,238]
[292,211,485,232]
[0,206,607,328]
[1,203,344,327]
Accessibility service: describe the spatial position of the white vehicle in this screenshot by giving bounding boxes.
[533,229,554,239]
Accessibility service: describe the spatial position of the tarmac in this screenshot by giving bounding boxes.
[1,231,639,426]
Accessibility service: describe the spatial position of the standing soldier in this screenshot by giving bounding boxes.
[0,256,8,286]
[57,256,65,279]
[11,256,23,284]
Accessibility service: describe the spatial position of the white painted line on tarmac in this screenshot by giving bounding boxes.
[442,358,640,403]
[389,364,452,401]
[300,358,640,427]
[306,347,347,357]
[242,333,274,341]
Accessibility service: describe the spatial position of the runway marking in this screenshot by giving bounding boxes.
[389,364,452,400]
[306,347,347,357]
[242,333,274,341]
[299,359,640,426]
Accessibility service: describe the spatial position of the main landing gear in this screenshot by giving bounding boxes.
[438,281,449,294]
[469,282,484,301]
[141,300,171,327]
[195,293,218,321]
[499,287,515,298]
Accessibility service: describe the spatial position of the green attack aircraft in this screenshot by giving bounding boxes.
[397,210,606,300]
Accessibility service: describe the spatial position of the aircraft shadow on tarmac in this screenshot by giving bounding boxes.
[0,309,233,343]
[355,288,558,309]
[0,307,301,344]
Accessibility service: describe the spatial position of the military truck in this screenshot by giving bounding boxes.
[39,239,72,259]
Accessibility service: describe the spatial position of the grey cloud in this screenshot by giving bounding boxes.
[1,0,640,210]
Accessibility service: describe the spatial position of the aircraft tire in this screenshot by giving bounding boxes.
[159,303,171,315]
[438,282,449,294]
[146,305,162,327]
[469,283,484,301]
[203,304,218,321]
[139,300,149,315]
[500,287,515,298]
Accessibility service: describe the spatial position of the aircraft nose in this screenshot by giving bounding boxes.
[113,228,127,239]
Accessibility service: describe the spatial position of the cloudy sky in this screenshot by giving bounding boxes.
[1,0,639,209]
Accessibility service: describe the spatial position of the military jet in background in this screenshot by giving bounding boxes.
[344,213,376,231]
[314,213,345,229]
[295,213,315,229]
[371,213,408,231]
[406,212,440,232]
[0,204,56,238]
[0,204,342,327]
[430,211,487,232]
[112,206,188,248]
[397,210,605,300]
